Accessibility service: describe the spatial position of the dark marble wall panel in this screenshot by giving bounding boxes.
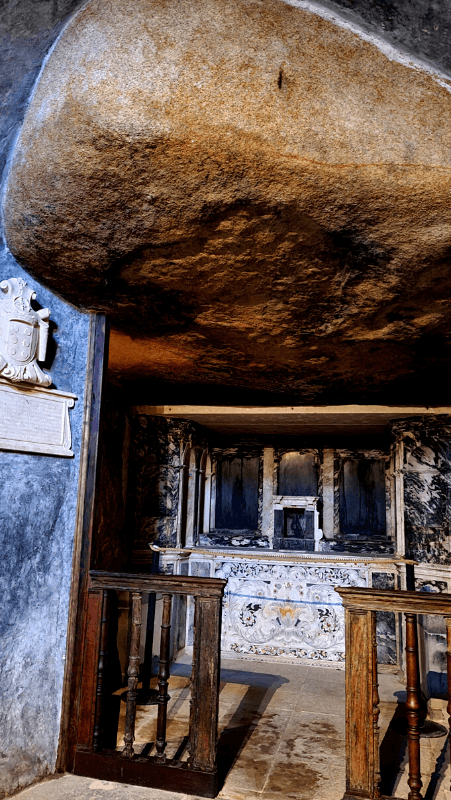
[371,572,397,665]
[130,427,397,554]
[415,580,449,698]
[278,451,318,496]
[332,449,393,554]
[216,456,259,530]
[127,416,208,549]
[211,441,265,545]
[339,459,386,538]
[393,418,451,564]
[186,560,211,645]
[199,531,270,548]
[0,260,90,795]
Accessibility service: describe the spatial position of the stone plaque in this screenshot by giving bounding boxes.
[0,378,76,457]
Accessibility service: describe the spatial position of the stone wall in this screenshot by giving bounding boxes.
[127,416,207,551]
[0,261,90,797]
[390,417,451,565]
[0,4,89,795]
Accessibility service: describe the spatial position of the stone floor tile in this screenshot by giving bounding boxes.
[222,753,274,792]
[281,711,345,740]
[378,673,407,704]
[262,751,346,799]
[219,658,311,684]
[300,667,345,685]
[219,683,252,703]
[301,672,345,692]
[13,774,188,800]
[217,789,263,800]
[240,690,300,714]
[277,730,345,764]
[218,712,293,765]
[295,690,344,716]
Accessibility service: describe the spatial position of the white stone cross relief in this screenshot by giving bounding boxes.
[0,277,52,386]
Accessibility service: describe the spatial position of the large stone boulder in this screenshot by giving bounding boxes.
[4,0,451,402]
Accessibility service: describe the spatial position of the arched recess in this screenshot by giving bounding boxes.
[177,444,191,547]
[177,444,200,547]
[198,450,212,540]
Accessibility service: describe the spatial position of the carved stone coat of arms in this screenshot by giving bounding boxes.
[0,277,52,386]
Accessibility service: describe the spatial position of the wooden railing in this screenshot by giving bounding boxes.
[336,587,451,800]
[73,571,226,798]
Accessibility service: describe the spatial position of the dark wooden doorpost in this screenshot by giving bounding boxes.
[61,314,108,773]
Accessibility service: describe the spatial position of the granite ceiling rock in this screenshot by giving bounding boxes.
[3,0,451,403]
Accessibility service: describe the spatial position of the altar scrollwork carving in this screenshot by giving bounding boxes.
[216,561,367,662]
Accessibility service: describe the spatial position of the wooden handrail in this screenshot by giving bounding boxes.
[336,586,451,800]
[338,586,451,615]
[89,570,226,598]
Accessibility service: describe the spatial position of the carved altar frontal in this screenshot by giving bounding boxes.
[169,550,404,667]
[216,558,367,664]
[0,378,76,456]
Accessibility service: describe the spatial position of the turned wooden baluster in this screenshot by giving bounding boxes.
[445,616,451,796]
[155,593,173,764]
[123,592,142,758]
[405,612,423,800]
[93,590,110,752]
[371,611,381,799]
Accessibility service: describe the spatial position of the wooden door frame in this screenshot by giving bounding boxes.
[57,313,109,773]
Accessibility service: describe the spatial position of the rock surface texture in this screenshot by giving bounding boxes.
[4,0,451,403]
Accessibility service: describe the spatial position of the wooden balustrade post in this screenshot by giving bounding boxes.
[189,595,222,773]
[445,616,451,796]
[155,593,173,764]
[343,607,378,800]
[93,590,110,752]
[371,611,381,799]
[123,592,142,758]
[75,572,226,797]
[405,612,422,800]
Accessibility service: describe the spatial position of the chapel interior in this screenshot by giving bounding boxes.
[3,0,451,798]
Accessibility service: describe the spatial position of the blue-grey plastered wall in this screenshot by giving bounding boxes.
[0,264,91,798]
[0,3,90,795]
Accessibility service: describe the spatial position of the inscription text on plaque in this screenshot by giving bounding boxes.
[0,379,76,457]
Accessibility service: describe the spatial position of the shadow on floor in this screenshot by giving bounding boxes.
[173,661,291,788]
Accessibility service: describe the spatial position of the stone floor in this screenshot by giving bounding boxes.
[11,657,451,800]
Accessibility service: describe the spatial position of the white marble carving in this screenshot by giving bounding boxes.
[215,559,367,662]
[273,495,323,551]
[0,379,76,457]
[0,277,51,386]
